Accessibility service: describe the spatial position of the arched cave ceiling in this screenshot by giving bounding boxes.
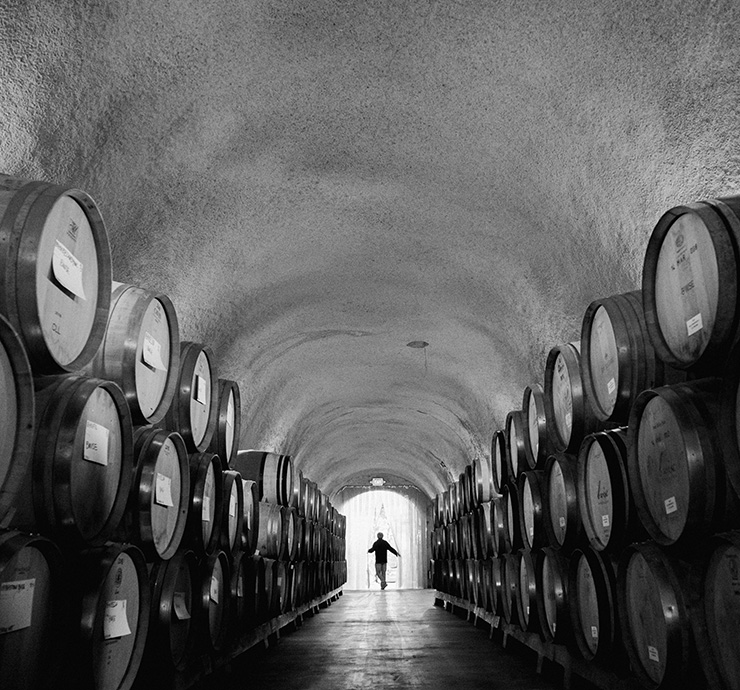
[2,1,739,500]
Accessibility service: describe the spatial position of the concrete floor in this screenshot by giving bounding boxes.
[199,590,568,690]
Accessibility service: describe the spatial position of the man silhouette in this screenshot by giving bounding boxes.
[368,532,400,590]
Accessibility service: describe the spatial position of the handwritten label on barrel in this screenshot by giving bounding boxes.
[52,240,86,300]
[227,396,235,429]
[229,493,237,518]
[664,496,678,515]
[686,313,703,336]
[591,626,598,639]
[155,473,174,507]
[202,495,211,521]
[0,579,35,634]
[194,375,207,405]
[142,332,167,371]
[607,378,616,395]
[559,516,566,528]
[173,592,191,620]
[209,576,219,604]
[602,514,610,527]
[84,420,110,466]
[103,600,132,639]
[648,646,660,663]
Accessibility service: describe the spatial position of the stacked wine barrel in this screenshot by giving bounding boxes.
[433,196,740,690]
[0,175,346,690]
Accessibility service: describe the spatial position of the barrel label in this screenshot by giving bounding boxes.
[229,492,237,517]
[664,496,677,514]
[591,625,598,639]
[559,516,566,528]
[202,495,211,520]
[0,578,35,634]
[607,378,616,395]
[648,645,660,663]
[686,313,703,336]
[209,576,219,603]
[103,600,131,639]
[52,240,86,300]
[194,375,208,405]
[173,591,191,620]
[84,420,110,466]
[155,473,174,507]
[142,332,167,371]
[601,514,610,527]
[227,395,235,429]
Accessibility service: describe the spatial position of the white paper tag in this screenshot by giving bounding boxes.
[591,625,598,639]
[229,493,237,518]
[0,579,35,634]
[173,591,191,620]
[601,514,610,527]
[552,622,557,633]
[209,576,219,604]
[226,396,235,429]
[155,473,174,507]
[664,496,677,514]
[194,375,207,405]
[529,526,534,537]
[607,377,616,395]
[565,412,572,428]
[559,516,566,528]
[648,645,660,663]
[103,600,132,639]
[52,240,86,299]
[686,313,703,336]
[142,332,167,371]
[202,495,211,521]
[84,420,109,466]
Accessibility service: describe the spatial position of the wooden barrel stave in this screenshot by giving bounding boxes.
[185,452,223,556]
[207,379,241,468]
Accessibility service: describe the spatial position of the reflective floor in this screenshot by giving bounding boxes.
[197,590,565,690]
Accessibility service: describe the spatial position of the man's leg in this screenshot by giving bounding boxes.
[379,563,387,588]
[375,562,384,587]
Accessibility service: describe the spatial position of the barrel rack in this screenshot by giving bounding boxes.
[434,590,641,690]
[148,586,344,690]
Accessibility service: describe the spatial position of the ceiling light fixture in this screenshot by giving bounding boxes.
[406,340,429,348]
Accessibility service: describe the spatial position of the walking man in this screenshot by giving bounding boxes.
[368,532,400,590]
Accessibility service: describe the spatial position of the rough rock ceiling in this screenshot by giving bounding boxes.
[2,0,739,499]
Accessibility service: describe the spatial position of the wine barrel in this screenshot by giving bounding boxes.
[695,531,740,690]
[491,429,508,494]
[516,549,541,634]
[720,344,740,501]
[280,506,298,562]
[31,375,133,546]
[250,555,269,625]
[220,469,244,557]
[472,454,494,505]
[542,453,582,552]
[241,479,260,556]
[476,501,496,559]
[628,378,734,545]
[522,383,550,469]
[206,379,241,467]
[642,196,740,372]
[545,342,597,454]
[568,546,619,663]
[578,429,647,553]
[233,450,295,507]
[145,549,198,674]
[581,290,664,424]
[126,427,189,561]
[500,481,523,554]
[76,543,150,690]
[518,470,546,551]
[163,342,218,453]
[618,541,703,690]
[534,547,572,646]
[501,552,520,626]
[0,530,69,690]
[0,315,34,528]
[505,410,527,480]
[256,502,283,560]
[449,483,460,522]
[197,551,230,653]
[185,452,223,556]
[491,556,505,616]
[84,282,179,425]
[0,175,112,374]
